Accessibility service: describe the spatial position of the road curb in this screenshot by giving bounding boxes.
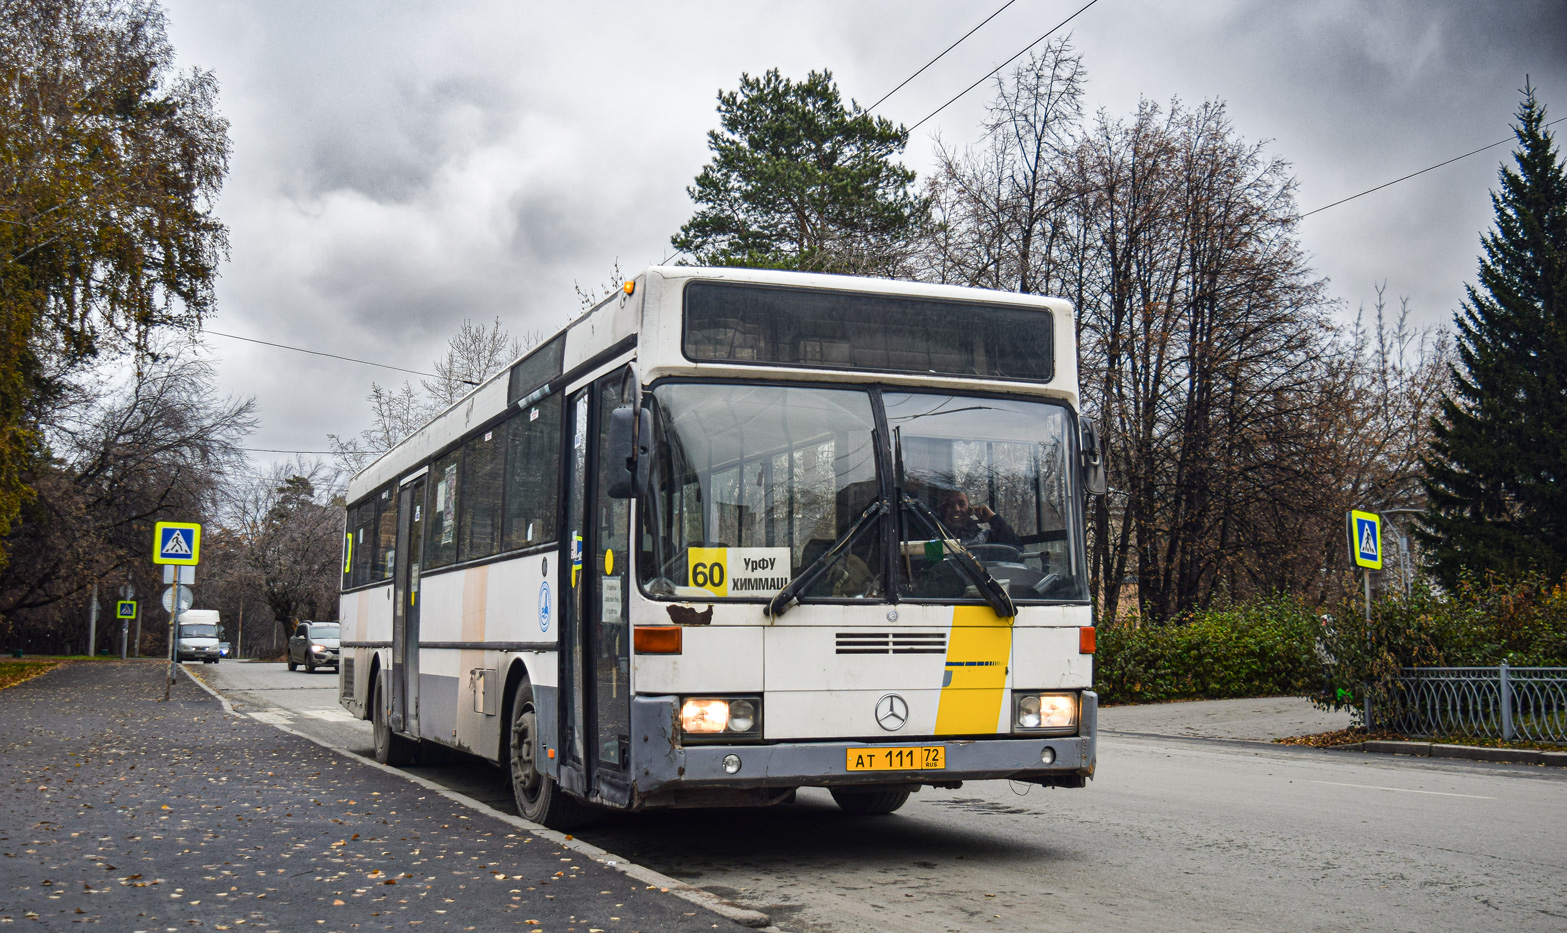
[183,666,779,931]
[1329,738,1567,767]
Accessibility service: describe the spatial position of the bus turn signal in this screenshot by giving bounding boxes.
[1079,626,1096,654]
[634,625,682,654]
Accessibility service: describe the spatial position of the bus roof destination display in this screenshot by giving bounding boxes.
[683,281,1055,383]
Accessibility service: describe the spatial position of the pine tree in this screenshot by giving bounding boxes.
[1420,83,1567,586]
[671,69,925,276]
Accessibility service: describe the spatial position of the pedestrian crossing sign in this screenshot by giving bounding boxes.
[153,521,202,565]
[116,600,137,620]
[1349,510,1381,570]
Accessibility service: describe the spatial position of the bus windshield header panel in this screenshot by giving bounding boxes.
[683,282,1055,383]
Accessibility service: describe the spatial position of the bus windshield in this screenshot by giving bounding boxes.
[639,383,882,600]
[179,624,217,638]
[638,382,1087,604]
[887,392,1086,602]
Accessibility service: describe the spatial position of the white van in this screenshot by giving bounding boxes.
[175,609,222,663]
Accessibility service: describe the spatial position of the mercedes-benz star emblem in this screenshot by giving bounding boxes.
[875,693,909,731]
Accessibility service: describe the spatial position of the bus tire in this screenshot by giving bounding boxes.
[372,677,417,766]
[509,681,590,830]
[829,786,911,815]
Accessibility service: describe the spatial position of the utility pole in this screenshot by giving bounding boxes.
[86,582,99,658]
[1380,508,1423,599]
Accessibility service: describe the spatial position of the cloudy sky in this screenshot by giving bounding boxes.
[157,0,1567,471]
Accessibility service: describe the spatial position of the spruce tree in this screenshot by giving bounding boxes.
[672,69,924,275]
[1421,83,1567,586]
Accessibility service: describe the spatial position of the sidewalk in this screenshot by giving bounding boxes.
[0,661,756,932]
[1098,696,1353,743]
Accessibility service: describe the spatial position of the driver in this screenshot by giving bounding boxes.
[936,489,1022,548]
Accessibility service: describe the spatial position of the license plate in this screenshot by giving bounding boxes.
[845,746,946,771]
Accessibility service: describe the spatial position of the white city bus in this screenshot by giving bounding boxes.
[339,266,1105,828]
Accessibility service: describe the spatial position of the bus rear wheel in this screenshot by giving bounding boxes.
[509,682,590,830]
[830,786,911,815]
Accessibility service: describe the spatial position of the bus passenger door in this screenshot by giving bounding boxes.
[590,371,633,802]
[559,369,634,805]
[392,476,425,736]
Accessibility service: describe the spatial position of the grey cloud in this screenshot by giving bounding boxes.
[158,0,1566,464]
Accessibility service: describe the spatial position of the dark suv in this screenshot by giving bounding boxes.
[286,621,341,673]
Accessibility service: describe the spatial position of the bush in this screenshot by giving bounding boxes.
[1095,595,1322,706]
[1316,572,1567,722]
[1095,575,1567,718]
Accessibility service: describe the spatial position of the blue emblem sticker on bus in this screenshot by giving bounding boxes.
[538,581,552,632]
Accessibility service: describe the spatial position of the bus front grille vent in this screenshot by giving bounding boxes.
[835,632,947,655]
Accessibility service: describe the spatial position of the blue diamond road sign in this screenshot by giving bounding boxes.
[153,521,202,566]
[1349,510,1381,570]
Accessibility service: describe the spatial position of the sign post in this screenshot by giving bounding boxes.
[153,522,202,701]
[1348,509,1383,731]
[115,600,136,660]
[1348,510,1381,621]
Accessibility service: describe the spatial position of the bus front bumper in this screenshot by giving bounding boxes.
[629,691,1097,798]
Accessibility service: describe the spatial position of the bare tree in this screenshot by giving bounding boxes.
[210,460,343,646]
[423,317,525,407]
[329,317,534,473]
[919,40,1085,294]
[0,348,254,651]
[574,259,626,312]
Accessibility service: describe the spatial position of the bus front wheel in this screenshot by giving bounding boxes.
[830,786,911,815]
[372,676,418,766]
[509,682,590,830]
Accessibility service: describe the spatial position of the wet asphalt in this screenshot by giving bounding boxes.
[0,661,752,932]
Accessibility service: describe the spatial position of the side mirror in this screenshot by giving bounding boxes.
[606,405,652,499]
[1080,416,1108,497]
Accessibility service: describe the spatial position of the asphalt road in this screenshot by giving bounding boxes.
[207,662,1567,933]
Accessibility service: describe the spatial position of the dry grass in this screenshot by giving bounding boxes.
[1277,726,1566,752]
[0,660,60,691]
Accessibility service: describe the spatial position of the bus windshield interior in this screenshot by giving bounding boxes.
[639,383,882,600]
[179,624,218,638]
[886,392,1085,602]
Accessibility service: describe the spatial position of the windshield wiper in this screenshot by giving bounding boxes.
[900,494,1017,619]
[765,498,887,618]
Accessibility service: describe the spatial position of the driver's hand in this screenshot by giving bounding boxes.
[973,504,996,521]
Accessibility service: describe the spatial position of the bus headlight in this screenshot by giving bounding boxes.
[1013,692,1078,734]
[678,696,762,741]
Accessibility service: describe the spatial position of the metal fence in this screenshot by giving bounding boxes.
[1370,664,1567,744]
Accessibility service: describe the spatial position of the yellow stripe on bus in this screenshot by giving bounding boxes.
[933,604,1013,735]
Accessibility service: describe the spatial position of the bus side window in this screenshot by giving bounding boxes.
[503,393,562,550]
[459,429,504,561]
[426,449,462,569]
[376,485,397,580]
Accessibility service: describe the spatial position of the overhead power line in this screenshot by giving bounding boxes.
[1301,115,1567,218]
[239,447,341,455]
[909,0,1103,133]
[867,0,1021,114]
[204,330,476,385]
